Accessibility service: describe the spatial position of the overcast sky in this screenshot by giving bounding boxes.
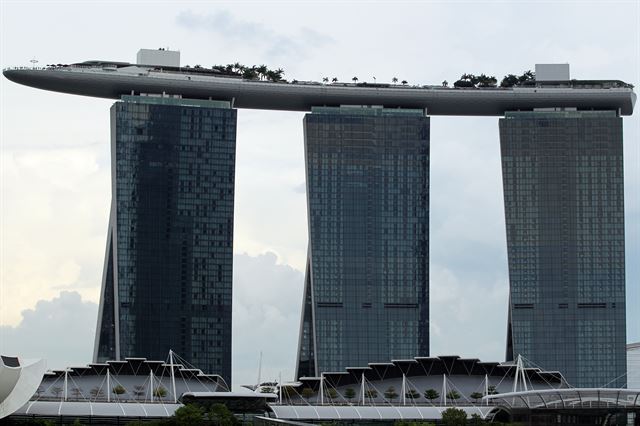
[1,1,638,388]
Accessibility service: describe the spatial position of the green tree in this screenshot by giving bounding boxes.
[446,390,461,402]
[392,77,398,84]
[260,386,274,394]
[257,64,269,80]
[365,388,378,399]
[133,384,146,398]
[401,80,408,85]
[470,392,483,402]
[208,403,238,425]
[173,403,204,426]
[51,386,63,398]
[469,413,484,425]
[344,387,356,401]
[384,386,398,402]
[424,388,439,402]
[71,419,84,426]
[441,407,468,426]
[71,387,83,399]
[112,384,126,395]
[518,70,535,84]
[500,74,519,88]
[301,387,315,400]
[153,386,167,398]
[89,386,104,400]
[405,388,420,401]
[487,385,499,395]
[326,387,338,400]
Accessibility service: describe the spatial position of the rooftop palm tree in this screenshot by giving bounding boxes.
[322,77,329,84]
[392,77,398,84]
[331,77,338,83]
[352,76,359,83]
[401,80,408,85]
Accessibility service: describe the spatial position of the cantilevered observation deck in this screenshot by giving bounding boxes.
[3,62,636,115]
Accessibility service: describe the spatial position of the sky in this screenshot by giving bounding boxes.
[0,1,639,389]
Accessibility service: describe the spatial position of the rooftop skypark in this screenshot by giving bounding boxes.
[3,51,636,115]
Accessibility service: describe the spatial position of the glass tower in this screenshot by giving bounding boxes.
[296,107,430,377]
[501,110,626,388]
[94,96,236,383]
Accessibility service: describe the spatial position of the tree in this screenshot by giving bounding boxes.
[257,64,269,80]
[89,386,104,400]
[470,392,483,403]
[51,386,63,398]
[331,77,338,83]
[260,386,274,394]
[424,388,440,402]
[173,404,204,426]
[392,77,398,84]
[476,74,497,87]
[112,384,126,395]
[344,387,356,401]
[153,386,167,398]
[301,387,315,400]
[401,80,408,85]
[518,70,535,84]
[469,413,484,425]
[352,76,359,83]
[500,74,519,88]
[133,385,146,398]
[405,388,420,401]
[326,388,338,401]
[384,386,398,402]
[242,67,258,80]
[209,403,238,425]
[365,388,378,399]
[442,80,448,87]
[446,390,461,402]
[487,385,499,395]
[322,77,329,84]
[71,387,83,399]
[441,407,468,426]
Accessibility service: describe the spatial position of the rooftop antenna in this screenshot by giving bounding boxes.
[30,58,38,69]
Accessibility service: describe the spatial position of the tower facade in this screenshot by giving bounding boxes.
[94,96,236,383]
[297,107,430,377]
[501,110,626,388]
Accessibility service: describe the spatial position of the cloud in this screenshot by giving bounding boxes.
[0,291,98,369]
[175,10,333,60]
[429,263,509,362]
[292,182,306,194]
[232,252,304,387]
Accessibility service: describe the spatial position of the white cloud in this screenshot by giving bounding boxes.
[0,291,98,369]
[175,9,334,61]
[232,252,304,387]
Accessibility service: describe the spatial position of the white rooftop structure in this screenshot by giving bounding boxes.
[535,63,570,81]
[136,48,180,67]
